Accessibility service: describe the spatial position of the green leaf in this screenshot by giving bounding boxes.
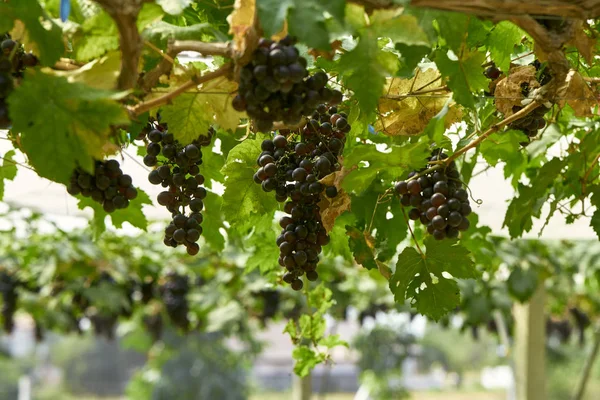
[480,130,528,167]
[0,150,18,201]
[8,71,129,184]
[372,14,429,47]
[202,191,226,252]
[434,12,470,52]
[389,238,475,320]
[434,49,489,108]
[346,226,378,270]
[320,334,349,349]
[257,0,345,49]
[220,139,277,224]
[159,80,243,145]
[73,11,119,62]
[77,189,152,236]
[109,189,153,230]
[396,44,430,77]
[591,208,600,240]
[0,0,63,66]
[292,346,325,377]
[503,158,565,238]
[507,267,538,303]
[342,141,430,194]
[486,22,524,72]
[156,0,193,15]
[338,32,398,120]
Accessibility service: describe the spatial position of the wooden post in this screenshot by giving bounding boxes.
[292,373,312,400]
[513,284,547,400]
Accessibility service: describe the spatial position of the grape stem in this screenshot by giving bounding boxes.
[406,164,445,182]
[400,206,424,257]
[129,63,233,116]
[445,100,542,164]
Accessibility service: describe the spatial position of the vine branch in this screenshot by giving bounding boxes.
[445,100,541,164]
[93,0,144,90]
[139,40,233,92]
[130,63,233,116]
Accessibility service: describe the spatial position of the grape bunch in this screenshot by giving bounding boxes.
[143,120,212,256]
[508,103,549,139]
[232,36,343,132]
[66,159,138,213]
[253,105,349,289]
[0,34,39,129]
[160,272,190,331]
[0,271,17,333]
[395,151,472,240]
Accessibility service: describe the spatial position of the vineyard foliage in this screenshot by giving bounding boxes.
[0,0,599,375]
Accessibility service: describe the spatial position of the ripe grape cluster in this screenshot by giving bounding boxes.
[0,34,39,129]
[232,36,343,132]
[160,272,190,331]
[66,159,138,213]
[143,120,212,256]
[254,105,349,289]
[0,271,17,333]
[395,151,472,240]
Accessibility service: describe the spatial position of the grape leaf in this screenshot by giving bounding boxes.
[342,141,430,194]
[434,49,489,108]
[503,158,565,238]
[77,189,152,237]
[156,0,193,15]
[220,139,277,224]
[8,71,129,184]
[159,79,244,145]
[338,32,398,120]
[389,238,475,320]
[396,44,430,77]
[346,226,378,270]
[591,208,600,240]
[73,11,119,62]
[480,130,528,168]
[202,191,226,252]
[0,0,63,66]
[292,346,325,377]
[371,13,429,47]
[257,0,345,49]
[486,22,524,72]
[0,150,18,201]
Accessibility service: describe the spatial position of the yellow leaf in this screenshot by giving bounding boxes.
[45,52,121,90]
[375,69,462,136]
[227,0,259,69]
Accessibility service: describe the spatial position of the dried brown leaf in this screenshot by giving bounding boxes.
[318,166,355,232]
[559,70,597,117]
[494,65,539,116]
[308,40,343,61]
